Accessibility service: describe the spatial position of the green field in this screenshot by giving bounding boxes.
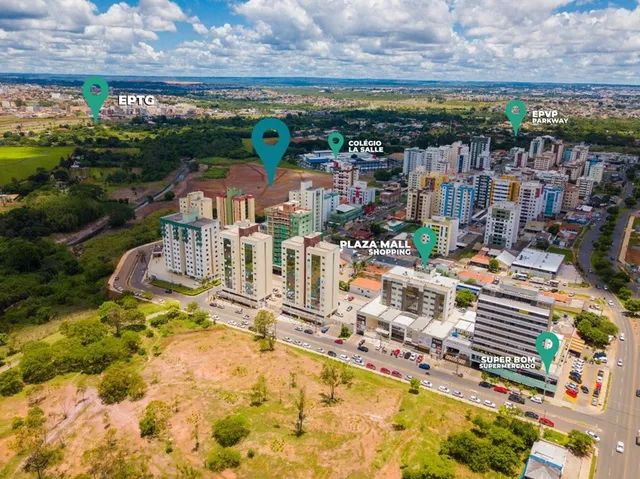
[0,146,74,185]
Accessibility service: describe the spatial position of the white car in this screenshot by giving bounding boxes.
[212,314,219,320]
[353,357,364,365]
[409,353,417,361]
[504,401,513,409]
[339,354,350,362]
[438,386,450,394]
[294,325,304,331]
[608,300,614,306]
[293,339,302,345]
[453,390,464,398]
[469,395,481,404]
[421,380,433,388]
[405,374,413,381]
[617,359,623,367]
[530,396,543,404]
[620,333,625,341]
[616,441,624,453]
[317,347,325,353]
[303,342,312,349]
[586,430,601,442]
[484,400,496,408]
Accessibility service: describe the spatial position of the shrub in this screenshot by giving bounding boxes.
[149,315,169,327]
[206,447,241,472]
[212,415,250,447]
[139,400,171,438]
[0,369,24,396]
[20,342,56,384]
[98,363,146,404]
[60,318,108,345]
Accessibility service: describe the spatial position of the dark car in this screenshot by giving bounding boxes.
[320,326,329,333]
[418,363,430,370]
[581,386,589,394]
[303,329,313,334]
[403,352,412,359]
[509,394,525,404]
[524,411,539,420]
[164,289,173,294]
[357,345,369,353]
[636,389,640,398]
[327,351,337,357]
[479,381,492,389]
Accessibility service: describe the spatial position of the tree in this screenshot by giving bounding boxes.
[163,191,175,201]
[625,298,640,315]
[294,387,307,437]
[320,362,354,403]
[488,258,500,273]
[98,301,145,336]
[186,301,199,314]
[566,430,594,457]
[212,415,250,447]
[409,377,420,394]
[98,363,146,404]
[455,289,476,308]
[139,400,171,439]
[249,374,268,406]
[60,318,108,345]
[339,324,351,338]
[548,224,560,235]
[12,406,62,479]
[206,447,241,472]
[83,428,150,479]
[339,280,350,291]
[254,309,276,350]
[0,369,24,396]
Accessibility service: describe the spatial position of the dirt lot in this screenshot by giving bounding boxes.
[0,326,501,479]
[189,163,333,214]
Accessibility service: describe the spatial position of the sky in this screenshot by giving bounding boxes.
[0,0,639,83]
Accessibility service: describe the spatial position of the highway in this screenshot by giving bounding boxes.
[575,179,640,479]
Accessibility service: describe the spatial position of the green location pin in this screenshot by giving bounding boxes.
[251,118,291,186]
[413,226,437,267]
[535,332,560,374]
[505,99,527,136]
[328,132,344,159]
[82,76,109,123]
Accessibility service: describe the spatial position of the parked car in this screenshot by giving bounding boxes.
[469,395,481,404]
[581,386,589,394]
[328,351,337,357]
[164,289,173,294]
[365,363,376,370]
[303,329,313,334]
[566,388,578,398]
[453,390,464,398]
[484,400,496,408]
[421,380,432,388]
[418,362,431,370]
[586,430,601,442]
[283,336,292,342]
[391,370,402,378]
[294,325,304,331]
[439,386,450,394]
[320,326,329,333]
[493,385,509,394]
[479,381,492,389]
[339,354,350,362]
[334,338,344,344]
[317,348,325,354]
[357,345,369,352]
[525,411,539,420]
[538,417,555,427]
[509,394,525,404]
[616,441,625,453]
[380,367,391,375]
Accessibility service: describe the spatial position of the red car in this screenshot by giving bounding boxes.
[493,385,509,394]
[565,388,578,398]
[391,370,402,378]
[334,339,344,344]
[366,363,376,370]
[538,417,555,427]
[380,367,391,375]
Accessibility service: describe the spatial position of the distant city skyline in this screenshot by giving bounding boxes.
[0,0,639,84]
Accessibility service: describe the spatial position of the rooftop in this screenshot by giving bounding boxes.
[350,277,382,291]
[512,248,564,274]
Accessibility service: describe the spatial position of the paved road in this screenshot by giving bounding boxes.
[576,178,640,479]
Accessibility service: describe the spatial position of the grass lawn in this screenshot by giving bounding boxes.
[201,166,229,179]
[197,156,256,166]
[150,278,213,296]
[0,146,74,185]
[548,246,575,264]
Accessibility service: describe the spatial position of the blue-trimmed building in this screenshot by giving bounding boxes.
[439,182,476,226]
[542,186,564,218]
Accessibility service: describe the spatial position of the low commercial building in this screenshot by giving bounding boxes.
[511,248,564,279]
[349,277,382,298]
[523,440,568,479]
[327,204,363,226]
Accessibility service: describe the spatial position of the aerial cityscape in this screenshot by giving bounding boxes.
[1,1,640,479]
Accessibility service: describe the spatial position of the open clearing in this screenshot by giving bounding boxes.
[189,163,333,214]
[0,326,508,479]
[0,146,74,185]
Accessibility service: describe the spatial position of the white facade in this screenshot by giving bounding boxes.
[179,191,213,220]
[470,135,491,170]
[323,191,341,225]
[529,137,545,158]
[570,144,590,163]
[406,189,433,223]
[517,181,543,228]
[282,233,339,323]
[347,180,376,205]
[161,213,221,281]
[220,222,273,307]
[403,147,425,174]
[485,201,520,249]
[585,161,604,183]
[510,147,528,168]
[577,176,596,199]
[289,180,325,232]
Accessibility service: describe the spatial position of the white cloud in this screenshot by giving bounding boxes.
[0,0,638,82]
